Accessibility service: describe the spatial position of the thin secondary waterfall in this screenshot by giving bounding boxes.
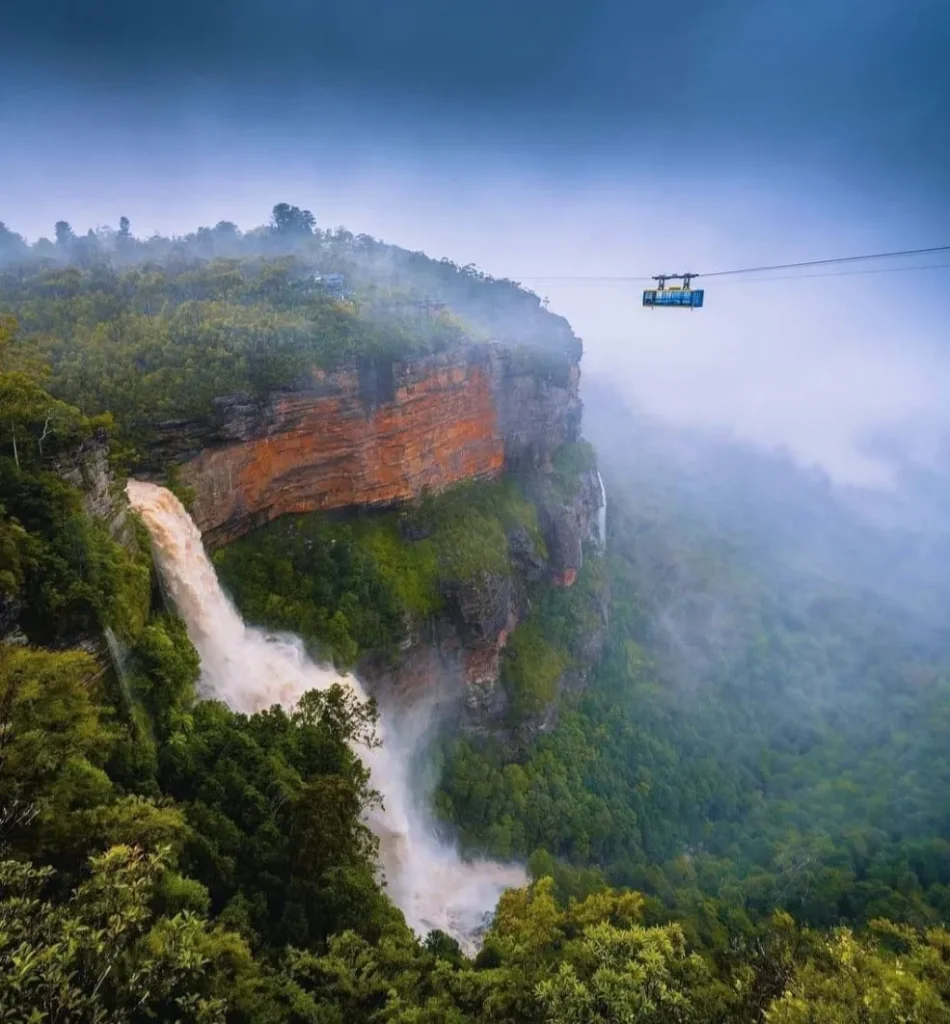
[595,470,607,551]
[104,626,134,709]
[103,626,130,687]
[126,480,525,947]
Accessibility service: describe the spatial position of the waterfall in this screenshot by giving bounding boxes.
[594,470,607,551]
[103,625,137,714]
[103,626,130,687]
[126,481,525,947]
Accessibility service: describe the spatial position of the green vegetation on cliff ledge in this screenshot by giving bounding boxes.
[214,477,545,667]
[549,439,598,499]
[502,617,569,716]
[500,551,604,719]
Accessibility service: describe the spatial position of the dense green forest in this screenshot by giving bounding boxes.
[427,390,950,946]
[436,491,950,929]
[3,211,950,1020]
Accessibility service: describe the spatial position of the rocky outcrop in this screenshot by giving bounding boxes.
[456,466,608,742]
[148,343,582,548]
[55,439,131,542]
[527,467,605,587]
[359,462,608,747]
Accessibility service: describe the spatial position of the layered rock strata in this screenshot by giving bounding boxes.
[149,343,582,548]
[145,341,604,736]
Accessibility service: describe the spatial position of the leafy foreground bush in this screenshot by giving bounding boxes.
[4,860,950,1023]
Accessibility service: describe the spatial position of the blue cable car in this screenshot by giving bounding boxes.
[642,273,704,309]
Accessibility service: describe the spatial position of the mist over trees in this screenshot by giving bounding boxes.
[3,205,950,1019]
[0,203,581,360]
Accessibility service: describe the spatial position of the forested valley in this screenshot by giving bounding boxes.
[2,208,950,1021]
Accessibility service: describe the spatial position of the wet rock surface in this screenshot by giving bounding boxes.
[528,467,604,587]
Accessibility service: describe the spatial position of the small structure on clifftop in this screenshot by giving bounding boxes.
[313,272,348,299]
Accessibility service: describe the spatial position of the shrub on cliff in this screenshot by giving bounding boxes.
[413,478,546,584]
[0,457,151,647]
[502,618,569,717]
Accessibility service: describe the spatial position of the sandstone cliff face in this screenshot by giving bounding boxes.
[150,343,582,548]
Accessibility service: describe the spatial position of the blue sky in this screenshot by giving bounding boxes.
[2,0,949,485]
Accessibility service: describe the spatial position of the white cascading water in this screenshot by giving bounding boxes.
[104,626,130,685]
[594,470,608,550]
[126,480,526,947]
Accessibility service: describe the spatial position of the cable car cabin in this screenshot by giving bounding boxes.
[642,286,704,309]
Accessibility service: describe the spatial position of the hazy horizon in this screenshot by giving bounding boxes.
[3,0,949,488]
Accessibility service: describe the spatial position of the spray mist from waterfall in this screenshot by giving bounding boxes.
[126,480,526,947]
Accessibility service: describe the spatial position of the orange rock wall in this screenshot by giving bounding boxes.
[181,362,505,546]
